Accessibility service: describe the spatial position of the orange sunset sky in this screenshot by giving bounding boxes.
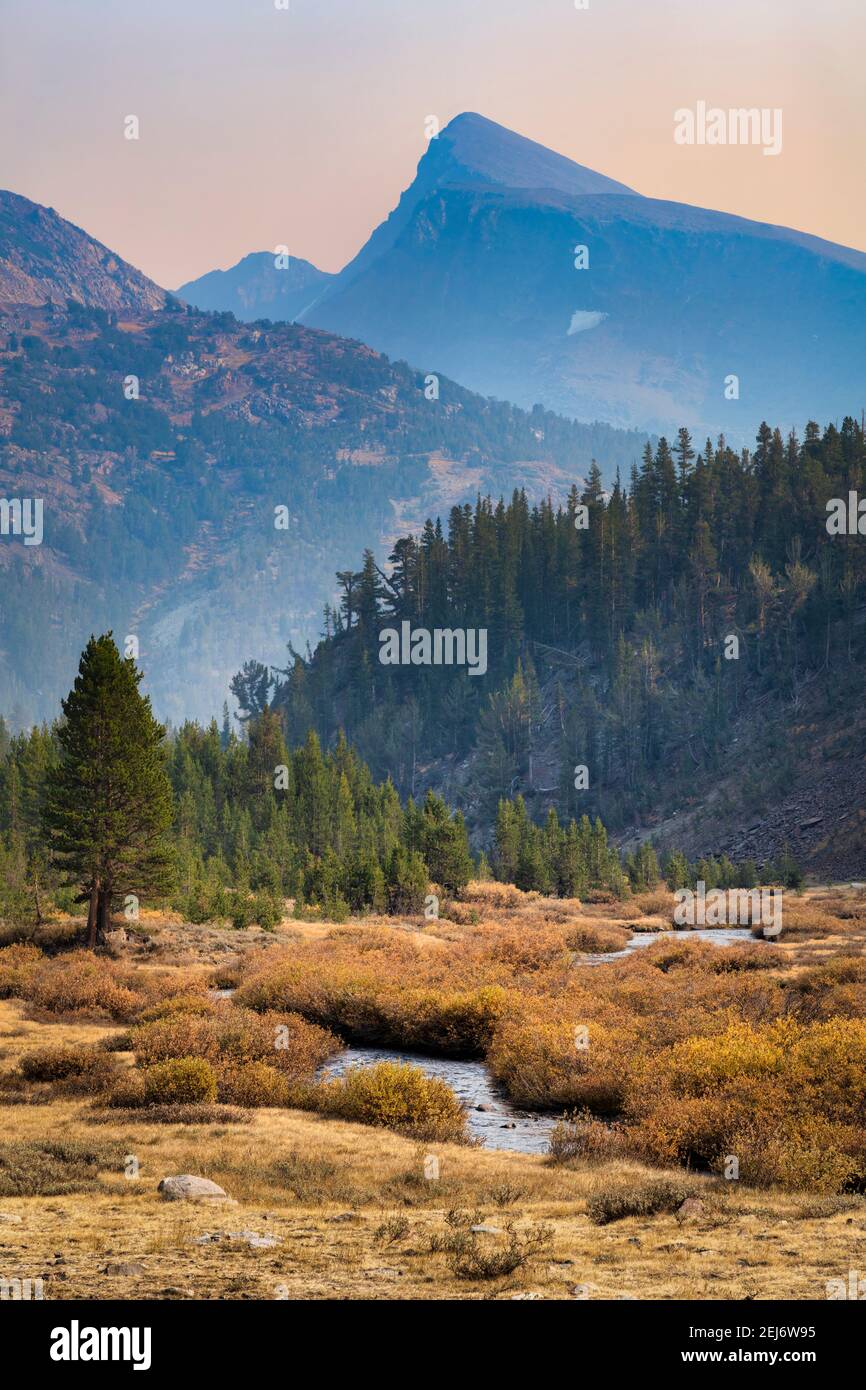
[1,0,863,288]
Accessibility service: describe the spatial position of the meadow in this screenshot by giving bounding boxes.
[0,882,864,1300]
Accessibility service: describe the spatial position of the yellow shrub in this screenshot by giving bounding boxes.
[314,1061,467,1142]
[217,1062,290,1107]
[137,993,217,1023]
[143,1057,217,1105]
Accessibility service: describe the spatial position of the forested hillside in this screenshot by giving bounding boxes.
[239,417,866,875]
[0,295,646,724]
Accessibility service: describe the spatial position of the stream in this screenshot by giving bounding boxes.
[320,926,756,1153]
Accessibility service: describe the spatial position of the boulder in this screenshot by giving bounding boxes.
[676,1197,706,1224]
[157,1175,234,1204]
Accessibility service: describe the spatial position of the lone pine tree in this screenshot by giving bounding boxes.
[44,634,174,947]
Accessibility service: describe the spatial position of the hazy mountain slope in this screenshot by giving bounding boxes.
[177,252,333,322]
[0,293,646,727]
[0,190,166,312]
[300,114,866,439]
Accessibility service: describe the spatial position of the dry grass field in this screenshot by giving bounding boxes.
[0,883,864,1301]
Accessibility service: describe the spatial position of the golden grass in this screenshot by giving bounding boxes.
[0,1061,862,1300]
[1,885,864,1299]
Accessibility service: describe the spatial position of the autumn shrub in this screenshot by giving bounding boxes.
[217,1061,290,1107]
[786,957,866,1021]
[0,919,81,951]
[618,891,674,922]
[137,992,217,1023]
[236,951,511,1055]
[547,1110,627,1165]
[0,942,43,997]
[587,1179,694,1225]
[619,1017,866,1191]
[18,1045,114,1084]
[143,1056,218,1105]
[565,923,631,954]
[131,1005,338,1078]
[311,1061,467,1142]
[461,882,526,910]
[102,1070,146,1108]
[23,953,140,1020]
[487,1006,629,1113]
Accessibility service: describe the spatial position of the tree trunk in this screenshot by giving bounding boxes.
[86,880,99,949]
[96,887,111,945]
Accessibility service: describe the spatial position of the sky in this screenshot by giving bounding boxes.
[1,0,863,288]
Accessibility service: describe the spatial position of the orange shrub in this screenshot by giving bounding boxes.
[24,953,140,1020]
[0,942,43,998]
[131,1004,338,1079]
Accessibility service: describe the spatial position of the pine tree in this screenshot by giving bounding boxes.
[44,634,174,946]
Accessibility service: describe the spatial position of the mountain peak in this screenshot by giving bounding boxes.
[433,112,636,198]
[300,114,635,313]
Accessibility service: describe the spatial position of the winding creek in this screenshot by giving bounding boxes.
[318,926,756,1153]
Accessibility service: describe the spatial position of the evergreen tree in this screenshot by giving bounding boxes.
[44,635,174,946]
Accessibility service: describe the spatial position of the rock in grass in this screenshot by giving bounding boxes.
[676,1197,706,1224]
[192,1230,281,1249]
[157,1175,234,1204]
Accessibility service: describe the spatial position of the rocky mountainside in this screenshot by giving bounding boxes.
[0,190,166,312]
